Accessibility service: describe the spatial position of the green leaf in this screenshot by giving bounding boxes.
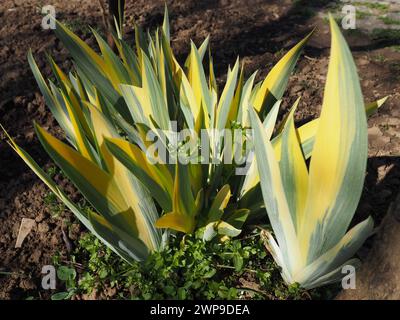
[253,31,313,114]
[57,266,76,282]
[217,221,242,238]
[51,292,70,300]
[233,254,244,272]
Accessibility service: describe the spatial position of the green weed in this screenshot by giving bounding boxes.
[354,2,389,11]
[50,232,339,300]
[380,16,400,26]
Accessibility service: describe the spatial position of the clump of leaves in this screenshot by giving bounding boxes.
[372,28,400,42]
[379,16,400,26]
[43,166,66,217]
[353,2,389,12]
[43,192,65,217]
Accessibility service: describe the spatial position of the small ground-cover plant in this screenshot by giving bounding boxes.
[51,232,338,300]
[380,16,400,26]
[372,28,400,42]
[353,2,389,12]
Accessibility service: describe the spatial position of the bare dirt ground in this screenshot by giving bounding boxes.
[0,0,399,299]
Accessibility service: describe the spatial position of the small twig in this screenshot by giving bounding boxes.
[61,221,74,254]
[114,267,137,277]
[238,287,274,300]
[215,264,257,274]
[239,233,260,241]
[302,290,312,300]
[0,269,26,277]
[97,0,109,30]
[304,55,317,61]
[59,260,85,271]
[254,225,268,231]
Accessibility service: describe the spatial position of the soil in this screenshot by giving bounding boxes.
[1,0,399,299]
[336,193,400,300]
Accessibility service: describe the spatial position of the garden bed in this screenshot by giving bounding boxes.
[1,0,400,300]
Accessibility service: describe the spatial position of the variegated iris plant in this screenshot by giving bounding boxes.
[4,7,384,289]
[249,16,382,289]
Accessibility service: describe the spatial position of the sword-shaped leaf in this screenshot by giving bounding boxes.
[253,17,373,288]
